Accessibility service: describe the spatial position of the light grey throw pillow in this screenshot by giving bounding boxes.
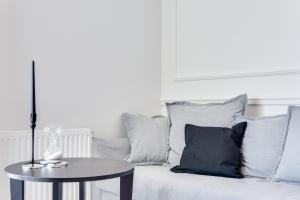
[122,113,170,165]
[93,137,130,160]
[233,114,287,178]
[274,106,300,182]
[167,94,248,166]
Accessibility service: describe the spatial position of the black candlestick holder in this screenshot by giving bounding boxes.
[22,61,44,170]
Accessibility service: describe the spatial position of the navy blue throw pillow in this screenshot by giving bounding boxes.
[171,122,247,178]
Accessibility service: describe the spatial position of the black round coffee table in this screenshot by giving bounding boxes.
[5,158,134,200]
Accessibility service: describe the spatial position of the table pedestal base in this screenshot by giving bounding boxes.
[10,172,134,200]
[53,182,63,200]
[10,179,24,200]
[80,182,85,200]
[120,173,134,200]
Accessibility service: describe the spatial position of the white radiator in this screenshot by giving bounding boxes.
[0,128,93,200]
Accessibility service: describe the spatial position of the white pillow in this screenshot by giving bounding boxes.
[274,106,300,182]
[233,114,287,178]
[122,113,170,165]
[166,94,248,166]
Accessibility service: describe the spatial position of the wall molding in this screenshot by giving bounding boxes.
[174,69,300,82]
[172,0,300,82]
[161,97,300,106]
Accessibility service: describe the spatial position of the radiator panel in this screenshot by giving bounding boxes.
[0,129,92,200]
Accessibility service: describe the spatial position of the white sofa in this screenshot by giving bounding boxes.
[92,139,300,200]
[94,165,300,200]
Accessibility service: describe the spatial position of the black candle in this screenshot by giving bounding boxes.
[32,61,36,119]
[31,60,37,165]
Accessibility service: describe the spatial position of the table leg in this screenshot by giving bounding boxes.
[79,182,85,200]
[120,172,134,200]
[52,182,63,200]
[10,179,24,200]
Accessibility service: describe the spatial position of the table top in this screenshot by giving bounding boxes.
[5,158,134,182]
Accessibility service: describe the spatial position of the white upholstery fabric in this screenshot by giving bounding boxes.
[275,106,300,182]
[122,113,170,165]
[166,94,247,166]
[95,166,300,200]
[233,114,287,178]
[93,138,130,160]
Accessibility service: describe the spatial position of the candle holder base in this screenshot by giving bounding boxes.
[22,163,44,170]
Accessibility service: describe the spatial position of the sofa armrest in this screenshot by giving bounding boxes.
[92,137,130,160]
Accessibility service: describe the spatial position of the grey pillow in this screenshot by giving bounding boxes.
[122,113,170,165]
[233,114,288,178]
[167,94,248,166]
[274,106,300,182]
[93,137,130,160]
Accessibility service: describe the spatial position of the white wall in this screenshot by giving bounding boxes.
[0,0,23,129]
[162,0,300,116]
[1,0,161,138]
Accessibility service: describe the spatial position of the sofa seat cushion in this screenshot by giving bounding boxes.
[95,166,300,200]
